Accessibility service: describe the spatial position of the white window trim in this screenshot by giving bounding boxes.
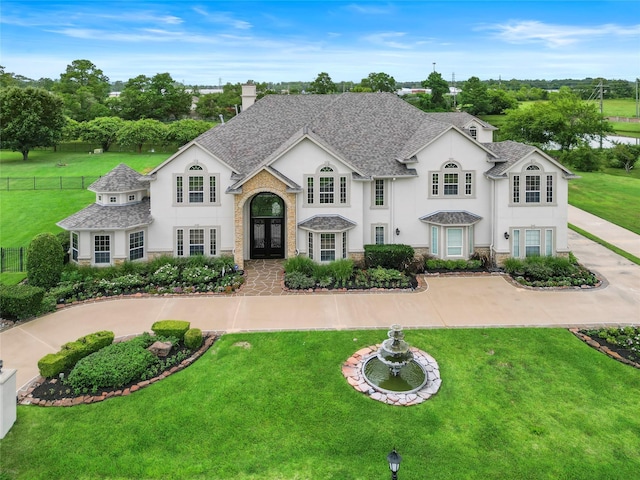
[71,232,79,262]
[428,161,475,199]
[429,224,476,259]
[371,223,388,245]
[303,164,350,207]
[509,164,557,207]
[510,227,556,258]
[370,178,388,209]
[446,227,464,257]
[174,226,220,257]
[128,230,145,261]
[173,163,221,206]
[306,230,348,262]
[93,233,112,266]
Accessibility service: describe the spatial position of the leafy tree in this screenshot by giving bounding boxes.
[421,71,450,110]
[309,72,337,94]
[0,87,66,160]
[116,119,166,153]
[360,72,396,93]
[607,143,640,173]
[80,116,125,151]
[62,118,82,142]
[27,233,64,289]
[195,83,242,120]
[501,88,613,151]
[53,60,110,121]
[458,76,491,115]
[559,145,604,172]
[119,73,191,121]
[165,119,214,145]
[486,89,518,114]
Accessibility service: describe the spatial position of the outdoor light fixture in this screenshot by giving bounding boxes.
[387,448,402,480]
[395,228,400,236]
[0,359,3,373]
[504,232,510,240]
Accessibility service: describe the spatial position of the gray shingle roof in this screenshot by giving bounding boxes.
[425,112,497,131]
[419,210,482,225]
[89,163,149,193]
[57,198,152,230]
[482,141,541,177]
[192,93,459,178]
[298,215,357,231]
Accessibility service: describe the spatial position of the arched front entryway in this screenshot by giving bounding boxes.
[250,192,285,259]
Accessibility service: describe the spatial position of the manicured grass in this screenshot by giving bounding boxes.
[0,149,171,176]
[1,328,639,479]
[568,171,640,234]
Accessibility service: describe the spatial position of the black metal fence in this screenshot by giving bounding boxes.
[1,247,27,272]
[0,176,100,191]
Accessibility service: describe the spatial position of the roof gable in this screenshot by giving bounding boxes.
[483,141,575,177]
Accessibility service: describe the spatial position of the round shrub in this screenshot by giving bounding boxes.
[66,340,156,394]
[184,328,203,350]
[27,233,64,289]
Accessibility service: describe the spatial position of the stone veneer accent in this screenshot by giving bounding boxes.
[233,170,297,269]
[342,344,442,406]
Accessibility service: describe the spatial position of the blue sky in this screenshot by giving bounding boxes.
[1,1,638,85]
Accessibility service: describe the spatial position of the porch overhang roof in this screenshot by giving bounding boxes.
[298,215,357,232]
[419,210,482,226]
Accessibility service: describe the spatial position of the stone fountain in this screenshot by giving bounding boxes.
[342,325,441,406]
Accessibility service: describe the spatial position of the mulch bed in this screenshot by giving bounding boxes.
[570,329,640,369]
[19,333,219,407]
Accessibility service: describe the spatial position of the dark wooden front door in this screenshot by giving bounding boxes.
[250,193,285,259]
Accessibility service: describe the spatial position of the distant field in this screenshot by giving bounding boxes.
[0,150,171,176]
[0,151,169,247]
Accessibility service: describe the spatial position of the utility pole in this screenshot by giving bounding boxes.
[432,62,436,73]
[636,78,639,118]
[452,72,457,109]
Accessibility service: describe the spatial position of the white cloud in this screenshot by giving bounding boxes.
[190,7,252,30]
[362,32,413,49]
[484,20,640,48]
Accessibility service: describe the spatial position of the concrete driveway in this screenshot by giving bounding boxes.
[2,228,639,391]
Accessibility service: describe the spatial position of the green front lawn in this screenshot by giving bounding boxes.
[2,328,639,479]
[568,171,640,234]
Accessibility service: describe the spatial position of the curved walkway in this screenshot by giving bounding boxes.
[2,209,639,391]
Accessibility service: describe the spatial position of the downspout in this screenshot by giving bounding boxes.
[490,177,495,267]
[390,177,396,244]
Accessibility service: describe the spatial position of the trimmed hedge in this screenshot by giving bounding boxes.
[37,330,115,378]
[0,284,45,320]
[184,328,203,350]
[26,233,64,289]
[364,244,415,271]
[151,320,190,340]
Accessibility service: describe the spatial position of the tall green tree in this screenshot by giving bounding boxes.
[421,71,450,110]
[0,87,66,160]
[458,76,491,115]
[165,119,214,145]
[119,73,191,121]
[360,72,396,93]
[501,87,613,151]
[309,72,337,94]
[79,116,125,152]
[116,119,167,153]
[54,59,110,121]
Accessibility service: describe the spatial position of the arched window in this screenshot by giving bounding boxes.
[511,163,555,205]
[430,161,474,198]
[305,164,349,206]
[174,162,220,205]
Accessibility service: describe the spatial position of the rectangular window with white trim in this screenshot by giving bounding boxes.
[510,166,556,206]
[429,162,474,198]
[446,228,463,257]
[304,166,349,206]
[175,227,220,257]
[129,231,144,260]
[94,234,111,264]
[510,227,555,258]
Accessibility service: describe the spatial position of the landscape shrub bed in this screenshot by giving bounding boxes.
[40,255,244,309]
[502,254,598,287]
[284,256,415,290]
[0,283,45,320]
[425,257,484,272]
[581,326,640,362]
[34,329,204,399]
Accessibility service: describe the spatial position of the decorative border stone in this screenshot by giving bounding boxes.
[17,333,219,407]
[342,344,441,406]
[570,328,640,369]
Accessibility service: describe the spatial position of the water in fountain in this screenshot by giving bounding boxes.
[362,325,427,393]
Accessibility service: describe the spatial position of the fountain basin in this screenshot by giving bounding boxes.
[342,344,442,406]
[362,356,428,394]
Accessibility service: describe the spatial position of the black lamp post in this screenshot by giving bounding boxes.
[387,448,402,480]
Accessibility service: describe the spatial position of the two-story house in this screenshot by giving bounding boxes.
[58,86,576,268]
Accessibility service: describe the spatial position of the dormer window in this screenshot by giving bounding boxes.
[128,194,136,202]
[469,126,477,139]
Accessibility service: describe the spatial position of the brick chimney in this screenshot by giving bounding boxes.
[241,83,257,111]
